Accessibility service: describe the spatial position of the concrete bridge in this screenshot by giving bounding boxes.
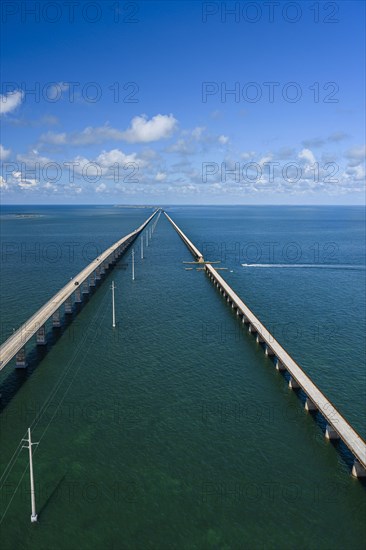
[164,211,366,479]
[0,209,160,373]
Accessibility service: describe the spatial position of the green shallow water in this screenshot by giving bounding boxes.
[0,206,365,549]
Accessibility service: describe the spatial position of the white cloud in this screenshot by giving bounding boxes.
[0,90,24,115]
[258,154,273,166]
[72,156,101,177]
[40,131,67,145]
[167,138,193,155]
[298,148,316,165]
[72,126,124,145]
[218,135,229,145]
[16,150,52,168]
[192,127,206,140]
[167,183,198,194]
[96,148,140,168]
[68,149,145,184]
[47,82,69,101]
[241,151,256,159]
[345,164,365,181]
[155,171,167,181]
[40,126,124,146]
[43,181,58,192]
[0,144,11,161]
[95,182,107,193]
[64,183,82,194]
[13,171,39,189]
[0,175,8,189]
[40,116,177,148]
[167,127,224,156]
[121,114,177,143]
[345,145,366,167]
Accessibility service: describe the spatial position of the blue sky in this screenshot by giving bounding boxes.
[0,0,365,204]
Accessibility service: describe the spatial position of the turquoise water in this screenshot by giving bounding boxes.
[0,205,365,549]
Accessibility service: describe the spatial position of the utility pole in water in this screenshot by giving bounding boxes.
[132,249,135,281]
[111,281,116,328]
[141,236,144,259]
[22,428,39,523]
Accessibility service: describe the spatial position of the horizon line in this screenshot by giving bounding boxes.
[0,203,365,208]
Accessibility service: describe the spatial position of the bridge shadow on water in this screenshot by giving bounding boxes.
[0,246,133,418]
[224,301,366,484]
[267,350,366,485]
[0,290,96,415]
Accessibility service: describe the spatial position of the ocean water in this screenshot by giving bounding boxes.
[0,205,365,550]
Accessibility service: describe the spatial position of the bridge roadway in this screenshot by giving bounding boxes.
[164,211,366,477]
[164,212,204,261]
[0,209,159,372]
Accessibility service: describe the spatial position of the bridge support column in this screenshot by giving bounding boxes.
[15,346,27,368]
[265,345,274,356]
[289,377,300,390]
[352,460,366,478]
[236,309,240,316]
[89,272,96,287]
[100,263,106,275]
[65,296,73,314]
[256,334,264,344]
[36,325,47,345]
[95,267,101,280]
[248,324,257,334]
[305,397,317,412]
[325,425,340,440]
[82,281,90,294]
[275,358,286,371]
[74,287,82,303]
[52,310,61,328]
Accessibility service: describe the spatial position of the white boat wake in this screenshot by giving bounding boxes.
[241,263,365,270]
